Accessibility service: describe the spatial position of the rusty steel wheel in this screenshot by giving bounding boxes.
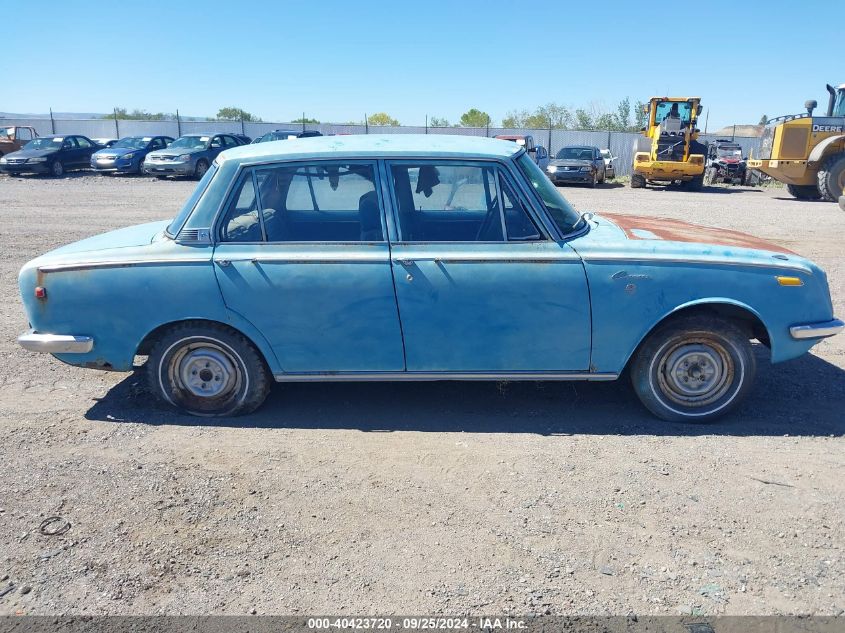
[631,315,756,422]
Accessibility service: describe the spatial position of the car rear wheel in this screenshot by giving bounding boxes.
[194,159,209,180]
[51,160,64,177]
[630,315,756,423]
[147,322,271,417]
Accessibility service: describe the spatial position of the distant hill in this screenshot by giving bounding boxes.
[710,124,764,138]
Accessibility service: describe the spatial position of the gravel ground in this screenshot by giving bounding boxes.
[0,172,843,616]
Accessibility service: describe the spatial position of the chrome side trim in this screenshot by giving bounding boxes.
[273,371,618,383]
[789,318,844,340]
[392,255,580,264]
[18,331,94,354]
[583,255,812,274]
[38,259,209,273]
[249,254,388,264]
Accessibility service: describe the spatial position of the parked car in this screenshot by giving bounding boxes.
[252,129,323,143]
[0,134,100,176]
[704,139,748,186]
[599,149,616,179]
[232,133,252,145]
[16,135,842,422]
[143,133,245,179]
[0,126,39,157]
[546,145,606,187]
[91,138,118,148]
[494,135,549,169]
[91,135,174,175]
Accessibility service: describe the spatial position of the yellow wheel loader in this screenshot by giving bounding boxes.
[748,83,845,201]
[630,97,706,190]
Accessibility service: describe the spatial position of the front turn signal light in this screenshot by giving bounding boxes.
[776,276,803,286]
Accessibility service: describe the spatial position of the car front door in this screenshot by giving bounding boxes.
[386,160,592,373]
[60,137,80,167]
[208,135,226,161]
[212,160,406,374]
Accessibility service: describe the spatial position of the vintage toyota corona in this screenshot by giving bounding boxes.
[17,136,843,421]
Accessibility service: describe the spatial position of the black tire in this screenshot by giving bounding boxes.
[146,321,271,417]
[816,153,845,202]
[683,173,704,191]
[194,159,209,180]
[51,160,64,177]
[630,173,646,188]
[137,160,146,175]
[587,171,597,188]
[631,315,756,423]
[786,183,821,200]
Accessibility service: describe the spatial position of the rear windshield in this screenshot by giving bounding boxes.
[166,163,218,236]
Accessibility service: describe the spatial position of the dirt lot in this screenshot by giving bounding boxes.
[0,173,843,617]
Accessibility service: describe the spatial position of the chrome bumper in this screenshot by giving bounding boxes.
[789,319,844,340]
[18,330,94,353]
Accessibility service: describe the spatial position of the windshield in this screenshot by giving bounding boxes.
[716,146,742,158]
[0,126,14,138]
[556,147,594,160]
[654,100,693,124]
[516,153,581,234]
[262,131,297,142]
[166,163,218,236]
[168,136,208,150]
[112,137,150,150]
[834,89,845,117]
[25,137,63,150]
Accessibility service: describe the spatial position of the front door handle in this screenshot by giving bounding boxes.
[393,259,414,266]
[216,259,231,267]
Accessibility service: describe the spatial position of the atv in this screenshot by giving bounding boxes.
[703,139,748,185]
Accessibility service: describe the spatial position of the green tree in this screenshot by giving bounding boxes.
[216,106,261,122]
[574,108,593,130]
[429,116,450,127]
[502,110,528,128]
[105,107,171,120]
[634,100,648,130]
[367,112,400,126]
[459,108,492,127]
[758,114,769,125]
[613,97,632,131]
[292,116,320,124]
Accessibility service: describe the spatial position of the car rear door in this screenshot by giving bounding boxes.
[386,159,592,373]
[212,159,406,374]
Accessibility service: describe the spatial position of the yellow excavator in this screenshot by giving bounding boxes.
[748,83,845,201]
[630,97,706,189]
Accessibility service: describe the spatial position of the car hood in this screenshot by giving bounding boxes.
[93,146,141,157]
[5,148,56,159]
[148,147,204,157]
[27,221,172,268]
[550,158,592,167]
[570,212,813,272]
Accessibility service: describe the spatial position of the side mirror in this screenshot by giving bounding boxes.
[527,146,537,153]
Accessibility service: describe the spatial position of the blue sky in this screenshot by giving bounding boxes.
[3,0,841,130]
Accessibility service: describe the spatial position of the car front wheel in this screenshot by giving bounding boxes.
[147,322,271,416]
[630,315,756,422]
[194,159,209,179]
[51,160,64,177]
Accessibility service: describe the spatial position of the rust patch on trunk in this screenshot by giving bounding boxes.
[602,213,795,255]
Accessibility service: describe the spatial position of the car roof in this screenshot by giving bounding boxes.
[219,134,523,163]
[560,145,597,150]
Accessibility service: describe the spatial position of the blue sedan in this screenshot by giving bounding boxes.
[16,135,843,422]
[91,135,173,174]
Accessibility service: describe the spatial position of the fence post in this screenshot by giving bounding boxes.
[486,115,490,137]
[176,109,182,137]
[240,115,245,135]
[302,112,306,133]
[607,130,611,150]
[49,108,55,134]
[425,115,428,135]
[548,117,552,152]
[113,108,120,138]
[364,113,368,135]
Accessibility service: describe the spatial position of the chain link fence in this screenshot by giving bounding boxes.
[1,117,762,177]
